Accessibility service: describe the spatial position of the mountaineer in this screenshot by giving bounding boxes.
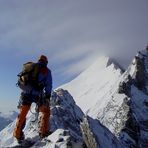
[13,55,52,143]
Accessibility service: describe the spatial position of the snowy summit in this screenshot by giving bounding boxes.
[61,56,123,117]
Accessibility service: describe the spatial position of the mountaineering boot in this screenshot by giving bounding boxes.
[15,139,36,147]
[39,131,52,139]
[16,132,25,144]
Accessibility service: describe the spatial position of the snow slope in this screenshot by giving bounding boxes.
[61,56,123,117]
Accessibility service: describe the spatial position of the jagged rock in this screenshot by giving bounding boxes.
[144,101,148,107]
[118,81,128,94]
[80,116,124,148]
[97,94,130,136]
[96,49,148,148]
[134,56,146,90]
[119,108,140,148]
[145,45,148,51]
[118,50,148,148]
[0,89,84,147]
[118,77,132,96]
[80,117,97,148]
[50,89,84,141]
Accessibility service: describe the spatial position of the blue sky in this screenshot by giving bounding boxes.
[0,0,148,112]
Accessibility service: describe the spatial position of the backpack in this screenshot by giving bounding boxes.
[17,62,41,91]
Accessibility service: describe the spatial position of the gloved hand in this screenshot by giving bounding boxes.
[45,93,51,100]
[44,94,50,108]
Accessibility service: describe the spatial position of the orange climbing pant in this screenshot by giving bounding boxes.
[38,105,50,136]
[13,105,31,139]
[13,104,50,140]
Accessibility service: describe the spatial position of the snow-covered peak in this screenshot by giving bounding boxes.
[136,48,148,58]
[75,55,122,78]
[85,56,111,71]
[60,55,123,115]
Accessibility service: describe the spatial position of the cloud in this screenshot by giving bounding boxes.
[0,0,148,84]
[62,53,100,76]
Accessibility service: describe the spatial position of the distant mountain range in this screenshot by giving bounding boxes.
[0,111,18,131]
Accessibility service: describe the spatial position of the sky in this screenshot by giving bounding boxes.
[0,0,148,112]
